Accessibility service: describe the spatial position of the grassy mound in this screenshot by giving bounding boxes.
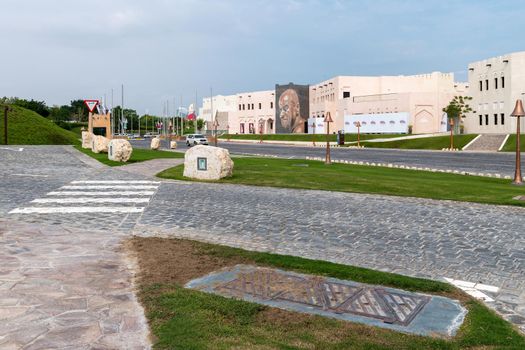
[0,105,78,145]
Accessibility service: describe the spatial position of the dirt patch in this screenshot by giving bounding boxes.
[127,236,248,286]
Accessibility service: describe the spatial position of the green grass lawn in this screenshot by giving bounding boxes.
[133,237,525,350]
[0,105,79,145]
[74,144,183,166]
[500,134,525,152]
[360,134,478,150]
[157,157,525,207]
[220,133,403,142]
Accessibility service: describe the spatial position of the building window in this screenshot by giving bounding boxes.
[248,123,255,134]
[479,115,483,126]
[242,104,245,110]
[270,102,274,109]
[485,114,489,125]
[479,81,483,91]
[259,103,261,109]
[238,104,241,111]
[247,104,250,110]
[494,114,498,125]
[269,120,273,130]
[501,76,505,88]
[251,103,254,110]
[485,79,489,90]
[240,123,245,134]
[501,113,505,125]
[343,91,350,99]
[494,77,498,89]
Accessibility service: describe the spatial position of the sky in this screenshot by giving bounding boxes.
[1,0,524,115]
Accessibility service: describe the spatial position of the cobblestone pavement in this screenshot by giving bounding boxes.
[2,145,525,348]
[135,181,525,333]
[1,146,152,349]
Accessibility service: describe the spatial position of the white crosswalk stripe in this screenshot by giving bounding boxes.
[31,198,151,204]
[47,191,155,196]
[9,180,160,214]
[61,185,158,190]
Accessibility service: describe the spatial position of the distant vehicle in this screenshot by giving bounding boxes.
[144,132,159,138]
[186,134,209,146]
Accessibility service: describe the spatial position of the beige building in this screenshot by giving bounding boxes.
[199,95,237,123]
[310,73,468,134]
[464,51,525,134]
[215,90,276,134]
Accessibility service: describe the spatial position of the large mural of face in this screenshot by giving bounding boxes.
[275,83,309,133]
[278,89,301,132]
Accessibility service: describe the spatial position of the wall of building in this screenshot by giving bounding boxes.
[227,90,275,134]
[464,51,525,134]
[310,72,466,134]
[199,95,237,123]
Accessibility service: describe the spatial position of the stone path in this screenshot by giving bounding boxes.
[463,134,508,151]
[0,219,149,349]
[2,145,525,348]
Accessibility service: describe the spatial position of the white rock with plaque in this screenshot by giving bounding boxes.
[183,145,233,180]
[108,139,133,162]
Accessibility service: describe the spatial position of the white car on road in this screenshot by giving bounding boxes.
[186,134,209,147]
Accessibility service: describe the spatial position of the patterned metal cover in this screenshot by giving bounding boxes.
[215,268,430,326]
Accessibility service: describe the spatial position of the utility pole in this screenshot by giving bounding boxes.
[3,105,9,145]
[210,87,213,136]
[111,88,114,136]
[121,84,124,135]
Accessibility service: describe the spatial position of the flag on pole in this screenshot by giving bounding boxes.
[187,103,196,120]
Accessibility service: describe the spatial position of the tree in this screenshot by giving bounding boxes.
[443,96,473,150]
[8,98,50,117]
[196,118,206,132]
[442,96,473,134]
[70,99,89,122]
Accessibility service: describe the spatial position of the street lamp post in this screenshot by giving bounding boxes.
[449,118,455,150]
[311,120,316,146]
[355,121,361,148]
[324,112,333,164]
[226,124,230,141]
[511,99,524,185]
[259,120,264,144]
[213,117,219,147]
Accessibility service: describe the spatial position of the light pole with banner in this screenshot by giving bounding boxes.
[324,112,333,164]
[511,99,524,185]
[355,121,361,147]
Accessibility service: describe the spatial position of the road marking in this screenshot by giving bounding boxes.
[444,277,498,302]
[12,173,49,177]
[70,180,160,184]
[47,191,155,196]
[61,185,158,190]
[31,197,151,204]
[0,147,24,152]
[9,207,145,214]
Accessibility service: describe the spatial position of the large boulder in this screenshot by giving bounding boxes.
[91,135,109,153]
[108,139,133,162]
[150,137,161,150]
[183,145,233,180]
[81,131,93,149]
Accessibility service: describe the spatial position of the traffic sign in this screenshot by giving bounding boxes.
[84,100,99,113]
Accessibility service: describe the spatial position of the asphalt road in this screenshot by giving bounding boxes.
[131,139,519,176]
